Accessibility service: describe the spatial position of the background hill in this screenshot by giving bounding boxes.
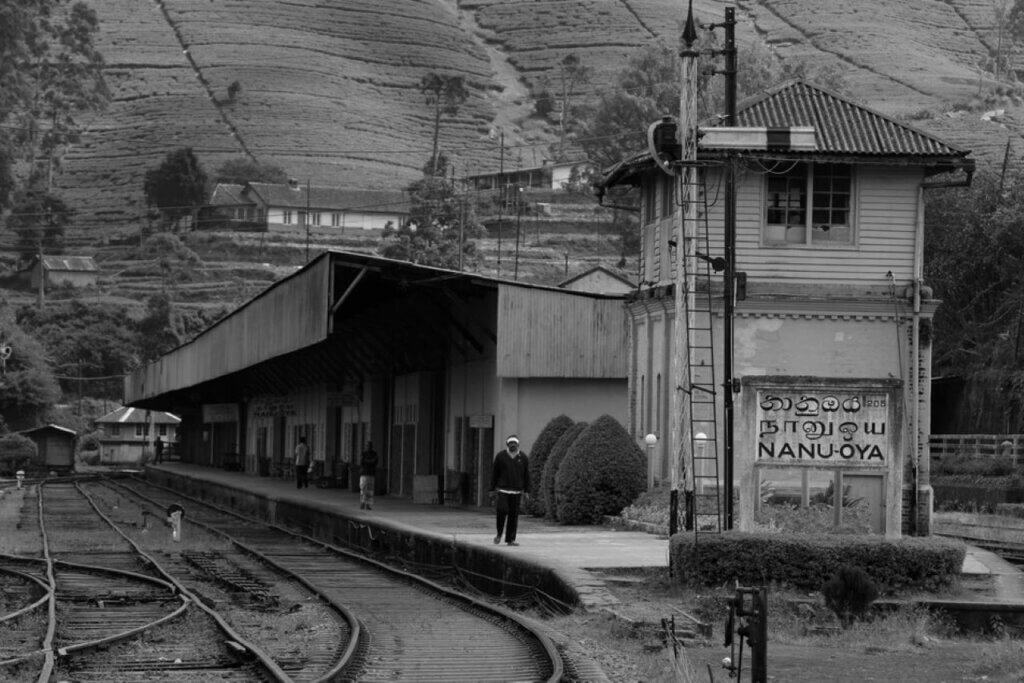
[8,0,1024,298]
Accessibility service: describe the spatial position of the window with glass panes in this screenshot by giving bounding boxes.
[765,163,852,245]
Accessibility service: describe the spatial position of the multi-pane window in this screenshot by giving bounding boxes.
[765,163,852,245]
[282,210,293,224]
[660,176,676,220]
[135,424,145,437]
[643,185,657,225]
[331,212,342,227]
[311,212,321,226]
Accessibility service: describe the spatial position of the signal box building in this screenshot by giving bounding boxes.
[124,251,627,506]
[596,81,974,537]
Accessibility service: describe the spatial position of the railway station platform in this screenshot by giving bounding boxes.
[140,463,1024,613]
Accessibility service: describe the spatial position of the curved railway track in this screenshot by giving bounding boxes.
[0,481,286,681]
[103,476,564,682]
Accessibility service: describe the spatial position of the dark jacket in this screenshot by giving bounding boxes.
[360,448,379,476]
[489,449,530,493]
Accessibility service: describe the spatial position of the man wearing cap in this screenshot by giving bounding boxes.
[488,435,530,546]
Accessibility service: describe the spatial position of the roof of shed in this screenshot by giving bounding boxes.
[39,256,98,272]
[20,424,77,436]
[95,406,181,425]
[245,183,411,213]
[597,80,974,191]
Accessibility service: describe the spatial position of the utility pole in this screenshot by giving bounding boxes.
[514,186,523,280]
[305,179,311,263]
[497,129,505,277]
[669,2,701,538]
[720,6,738,530]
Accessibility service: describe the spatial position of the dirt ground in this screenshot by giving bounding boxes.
[549,571,1024,683]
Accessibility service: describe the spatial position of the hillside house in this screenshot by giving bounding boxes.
[207,181,410,233]
[123,251,627,506]
[596,80,974,538]
[24,256,99,290]
[559,266,635,295]
[95,406,180,464]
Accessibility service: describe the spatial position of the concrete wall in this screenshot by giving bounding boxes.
[143,467,582,610]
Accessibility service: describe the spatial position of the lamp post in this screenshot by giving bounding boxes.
[644,432,658,491]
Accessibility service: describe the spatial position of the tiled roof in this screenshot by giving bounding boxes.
[41,256,98,272]
[596,80,974,191]
[246,183,411,213]
[209,183,247,206]
[95,406,180,425]
[730,80,971,157]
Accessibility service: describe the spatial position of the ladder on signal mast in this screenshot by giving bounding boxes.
[679,170,722,539]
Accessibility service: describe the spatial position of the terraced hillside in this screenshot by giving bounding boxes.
[37,0,1024,248]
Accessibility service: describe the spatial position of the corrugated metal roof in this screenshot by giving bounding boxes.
[41,256,98,272]
[596,80,973,192]
[95,406,180,425]
[246,183,411,213]
[731,80,970,157]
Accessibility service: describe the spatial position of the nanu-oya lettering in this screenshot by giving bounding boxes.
[758,442,885,460]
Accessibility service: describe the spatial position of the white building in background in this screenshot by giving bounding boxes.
[207,181,410,233]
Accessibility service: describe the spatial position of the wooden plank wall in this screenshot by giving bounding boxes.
[638,164,925,290]
[126,257,331,402]
[497,286,627,378]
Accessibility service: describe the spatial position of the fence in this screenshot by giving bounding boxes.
[929,434,1024,462]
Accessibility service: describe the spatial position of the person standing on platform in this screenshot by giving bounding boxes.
[294,436,311,489]
[359,441,379,510]
[154,436,164,464]
[489,435,529,546]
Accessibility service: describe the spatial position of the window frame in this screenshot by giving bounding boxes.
[762,162,856,248]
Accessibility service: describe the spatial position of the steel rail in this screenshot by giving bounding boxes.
[0,566,50,623]
[74,481,293,682]
[36,482,57,683]
[103,478,363,682]
[116,475,565,682]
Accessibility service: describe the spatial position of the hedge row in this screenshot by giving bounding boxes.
[671,531,966,594]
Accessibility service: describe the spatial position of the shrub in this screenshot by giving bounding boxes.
[671,531,965,594]
[554,414,647,525]
[542,421,588,520]
[822,565,879,628]
[527,415,575,516]
[0,433,38,474]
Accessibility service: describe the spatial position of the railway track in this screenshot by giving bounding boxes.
[0,481,288,681]
[104,476,564,682]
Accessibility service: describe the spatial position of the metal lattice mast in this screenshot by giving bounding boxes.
[669,3,701,537]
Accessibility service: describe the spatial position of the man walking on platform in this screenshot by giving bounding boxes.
[489,435,529,546]
[359,441,379,510]
[294,436,311,489]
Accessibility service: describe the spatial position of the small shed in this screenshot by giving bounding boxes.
[559,266,635,295]
[28,255,99,289]
[19,424,77,471]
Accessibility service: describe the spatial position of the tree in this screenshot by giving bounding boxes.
[5,188,71,258]
[556,54,591,158]
[577,34,847,173]
[378,154,484,269]
[419,73,468,175]
[214,157,288,185]
[143,147,208,231]
[0,1,108,209]
[0,304,61,431]
[17,300,139,401]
